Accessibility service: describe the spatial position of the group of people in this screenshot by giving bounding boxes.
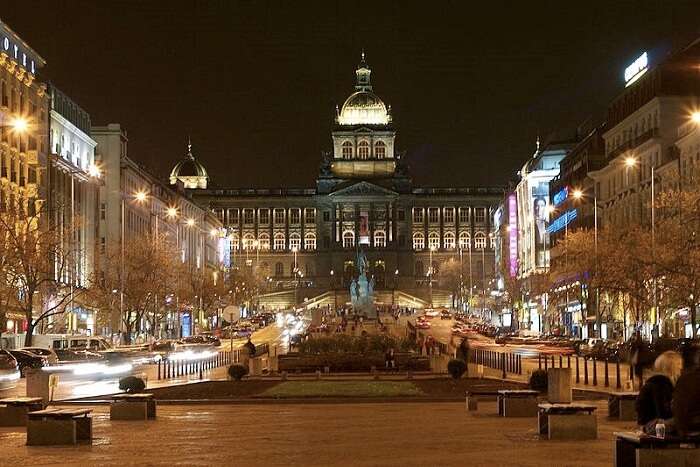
[636,346,700,437]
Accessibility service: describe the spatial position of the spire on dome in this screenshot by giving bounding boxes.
[355,51,372,92]
[186,136,195,160]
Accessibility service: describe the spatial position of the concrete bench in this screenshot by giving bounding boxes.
[498,390,539,417]
[110,393,156,420]
[465,391,500,411]
[608,392,638,421]
[0,397,44,427]
[538,403,597,440]
[614,431,700,467]
[26,408,92,446]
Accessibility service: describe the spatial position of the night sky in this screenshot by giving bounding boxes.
[3,1,700,188]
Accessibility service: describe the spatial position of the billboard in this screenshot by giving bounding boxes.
[359,210,370,245]
[532,181,549,268]
[508,194,518,277]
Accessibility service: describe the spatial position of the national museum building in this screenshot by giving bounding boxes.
[170,56,503,308]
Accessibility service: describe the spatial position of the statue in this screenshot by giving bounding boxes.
[348,248,377,319]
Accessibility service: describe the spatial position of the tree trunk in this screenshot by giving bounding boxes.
[692,303,698,338]
[24,295,35,347]
[24,320,35,347]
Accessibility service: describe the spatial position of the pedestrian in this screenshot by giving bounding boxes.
[635,351,681,434]
[672,345,700,436]
[385,348,396,371]
[243,337,256,357]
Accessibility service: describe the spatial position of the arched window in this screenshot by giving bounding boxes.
[242,233,255,250]
[444,232,455,249]
[343,231,355,248]
[289,233,301,251]
[412,232,425,250]
[342,141,353,159]
[459,231,470,250]
[415,261,424,277]
[274,262,283,277]
[273,233,285,251]
[229,233,239,251]
[304,232,316,250]
[358,140,370,159]
[374,230,386,248]
[474,232,486,250]
[428,232,440,250]
[374,141,386,158]
[258,233,270,251]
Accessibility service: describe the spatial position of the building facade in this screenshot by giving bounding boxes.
[177,56,503,310]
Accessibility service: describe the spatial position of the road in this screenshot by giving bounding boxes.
[0,311,305,400]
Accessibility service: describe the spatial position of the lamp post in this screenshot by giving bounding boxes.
[292,246,299,307]
[429,245,437,308]
[330,269,337,309]
[572,188,602,338]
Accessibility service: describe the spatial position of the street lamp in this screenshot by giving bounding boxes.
[1,116,28,132]
[429,245,437,308]
[292,246,299,307]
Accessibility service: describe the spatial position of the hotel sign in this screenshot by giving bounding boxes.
[624,52,648,87]
[0,27,39,75]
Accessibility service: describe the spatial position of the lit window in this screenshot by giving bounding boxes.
[258,233,270,250]
[459,232,470,250]
[230,234,239,251]
[343,231,355,248]
[444,208,455,223]
[243,209,254,224]
[374,141,386,158]
[374,231,386,248]
[428,208,439,223]
[342,141,353,158]
[413,208,424,223]
[428,232,440,250]
[358,140,370,159]
[273,233,285,250]
[228,209,239,224]
[290,209,301,224]
[412,232,425,250]
[304,208,315,224]
[474,232,486,250]
[289,233,301,251]
[304,233,316,250]
[259,209,270,224]
[444,232,455,249]
[475,208,486,223]
[274,209,285,224]
[242,233,255,250]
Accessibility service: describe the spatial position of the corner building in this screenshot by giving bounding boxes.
[180,56,503,309]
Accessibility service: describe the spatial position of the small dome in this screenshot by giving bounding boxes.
[169,140,209,189]
[337,91,391,125]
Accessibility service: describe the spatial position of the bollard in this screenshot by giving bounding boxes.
[575,356,580,383]
[544,356,548,371]
[559,355,563,368]
[567,355,570,368]
[604,359,609,387]
[616,360,621,389]
[518,355,522,375]
[158,359,161,380]
[199,361,203,380]
[552,355,555,368]
[502,353,506,379]
[538,354,542,370]
[592,357,597,386]
[584,358,589,385]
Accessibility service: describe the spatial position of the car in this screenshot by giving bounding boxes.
[0,349,20,389]
[440,310,452,320]
[55,348,105,362]
[8,349,46,376]
[22,347,59,365]
[424,310,440,318]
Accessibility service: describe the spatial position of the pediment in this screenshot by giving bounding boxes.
[328,181,398,199]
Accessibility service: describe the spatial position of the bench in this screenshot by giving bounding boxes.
[110,393,156,420]
[465,391,500,411]
[0,397,44,427]
[608,392,638,421]
[538,403,597,440]
[498,390,540,417]
[26,408,92,446]
[614,431,700,467]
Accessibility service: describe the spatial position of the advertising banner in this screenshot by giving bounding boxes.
[359,210,370,245]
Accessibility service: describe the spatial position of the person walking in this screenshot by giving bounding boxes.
[635,351,681,434]
[385,348,396,371]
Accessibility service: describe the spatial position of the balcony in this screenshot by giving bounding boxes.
[607,128,660,160]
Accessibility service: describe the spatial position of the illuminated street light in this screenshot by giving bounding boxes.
[186,218,195,227]
[572,189,583,200]
[9,116,28,133]
[210,228,218,237]
[87,163,101,178]
[624,156,637,167]
[691,111,700,124]
[166,207,178,218]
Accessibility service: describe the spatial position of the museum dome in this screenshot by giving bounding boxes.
[169,139,209,189]
[336,53,391,126]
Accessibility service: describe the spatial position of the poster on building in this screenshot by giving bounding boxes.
[508,194,518,277]
[532,182,549,268]
[359,210,370,245]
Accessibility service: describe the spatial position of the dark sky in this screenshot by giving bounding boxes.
[3,1,700,188]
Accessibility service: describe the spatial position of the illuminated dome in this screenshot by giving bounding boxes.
[336,53,392,126]
[170,139,209,189]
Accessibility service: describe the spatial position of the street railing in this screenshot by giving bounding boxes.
[157,349,232,381]
[469,348,523,378]
[537,353,633,390]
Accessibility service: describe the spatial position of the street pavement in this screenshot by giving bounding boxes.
[0,400,631,466]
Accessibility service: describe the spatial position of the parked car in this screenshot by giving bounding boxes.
[55,349,105,362]
[0,349,20,389]
[22,347,59,365]
[8,349,45,376]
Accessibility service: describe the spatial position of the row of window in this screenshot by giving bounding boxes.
[412,207,487,224]
[231,232,317,251]
[340,140,387,159]
[412,231,492,250]
[214,208,316,226]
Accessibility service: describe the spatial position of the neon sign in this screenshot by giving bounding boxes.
[624,52,648,87]
[553,186,568,206]
[508,194,518,277]
[547,209,577,234]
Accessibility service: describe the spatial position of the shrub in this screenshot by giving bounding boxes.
[228,364,249,381]
[529,369,548,392]
[447,359,467,380]
[119,376,146,393]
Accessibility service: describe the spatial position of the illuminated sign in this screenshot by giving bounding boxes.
[624,52,648,87]
[553,186,568,206]
[0,33,37,75]
[508,194,518,277]
[547,209,578,234]
[358,210,370,245]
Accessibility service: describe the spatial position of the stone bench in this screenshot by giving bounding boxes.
[0,397,44,427]
[110,393,156,420]
[26,408,92,446]
[498,390,539,417]
[608,392,638,421]
[538,403,597,440]
[465,391,500,411]
[614,431,700,467]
